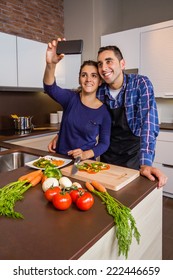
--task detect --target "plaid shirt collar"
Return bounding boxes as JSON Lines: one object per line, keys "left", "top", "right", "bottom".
{"left": 97, "top": 73, "right": 127, "bottom": 108}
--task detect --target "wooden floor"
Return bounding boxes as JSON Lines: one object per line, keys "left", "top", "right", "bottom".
{"left": 163, "top": 196, "right": 173, "bottom": 260}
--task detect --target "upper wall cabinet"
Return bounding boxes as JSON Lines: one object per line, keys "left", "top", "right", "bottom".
{"left": 101, "top": 28, "right": 140, "bottom": 70}
{"left": 101, "top": 20, "right": 173, "bottom": 98}
{"left": 54, "top": 54, "right": 81, "bottom": 89}
{"left": 140, "top": 24, "right": 173, "bottom": 98}
{"left": 0, "top": 32, "right": 17, "bottom": 87}
{"left": 17, "top": 37, "right": 47, "bottom": 88}
{"left": 0, "top": 32, "right": 81, "bottom": 90}
{"left": 0, "top": 32, "right": 47, "bottom": 89}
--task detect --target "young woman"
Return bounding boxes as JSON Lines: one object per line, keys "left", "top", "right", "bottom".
{"left": 43, "top": 39, "right": 111, "bottom": 160}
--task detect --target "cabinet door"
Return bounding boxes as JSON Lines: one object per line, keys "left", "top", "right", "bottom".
{"left": 55, "top": 54, "right": 81, "bottom": 88}
{"left": 154, "top": 140, "right": 173, "bottom": 165}
{"left": 154, "top": 162, "right": 173, "bottom": 197}
{"left": 154, "top": 131, "right": 173, "bottom": 164}
{"left": 0, "top": 32, "right": 17, "bottom": 86}
{"left": 154, "top": 131, "right": 173, "bottom": 197}
{"left": 140, "top": 26, "right": 173, "bottom": 97}
{"left": 17, "top": 37, "right": 47, "bottom": 88}
{"left": 101, "top": 28, "right": 140, "bottom": 69}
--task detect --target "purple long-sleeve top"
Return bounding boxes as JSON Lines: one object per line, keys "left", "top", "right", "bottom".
{"left": 44, "top": 81, "right": 111, "bottom": 159}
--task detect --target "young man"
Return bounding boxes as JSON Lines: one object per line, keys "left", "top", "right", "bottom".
{"left": 97, "top": 45, "right": 167, "bottom": 188}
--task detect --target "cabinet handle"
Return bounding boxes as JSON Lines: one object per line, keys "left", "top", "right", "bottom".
{"left": 162, "top": 163, "right": 173, "bottom": 168}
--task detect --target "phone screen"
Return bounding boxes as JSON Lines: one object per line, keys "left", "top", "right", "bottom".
{"left": 56, "top": 40, "right": 83, "bottom": 55}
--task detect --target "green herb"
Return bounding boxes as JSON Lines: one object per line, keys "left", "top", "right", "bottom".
{"left": 92, "top": 190, "right": 140, "bottom": 259}
{"left": 0, "top": 180, "right": 32, "bottom": 219}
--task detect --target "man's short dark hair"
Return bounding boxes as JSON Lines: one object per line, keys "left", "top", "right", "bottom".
{"left": 98, "top": 46, "right": 124, "bottom": 61}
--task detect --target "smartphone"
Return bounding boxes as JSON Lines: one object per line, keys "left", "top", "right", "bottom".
{"left": 56, "top": 40, "right": 83, "bottom": 55}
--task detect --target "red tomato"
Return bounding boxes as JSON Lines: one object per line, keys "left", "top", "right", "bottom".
{"left": 76, "top": 192, "right": 94, "bottom": 211}
{"left": 44, "top": 186, "right": 61, "bottom": 201}
{"left": 52, "top": 192, "right": 72, "bottom": 210}
{"left": 69, "top": 188, "right": 85, "bottom": 203}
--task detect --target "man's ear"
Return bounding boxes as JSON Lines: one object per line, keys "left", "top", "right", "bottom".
{"left": 120, "top": 59, "right": 125, "bottom": 70}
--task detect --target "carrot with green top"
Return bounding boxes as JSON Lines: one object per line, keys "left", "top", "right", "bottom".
{"left": 0, "top": 180, "right": 33, "bottom": 218}
{"left": 85, "top": 180, "right": 140, "bottom": 259}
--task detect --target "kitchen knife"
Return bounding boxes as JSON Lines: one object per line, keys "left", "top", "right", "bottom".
{"left": 71, "top": 156, "right": 81, "bottom": 175}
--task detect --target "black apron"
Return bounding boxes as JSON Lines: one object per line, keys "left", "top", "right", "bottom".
{"left": 100, "top": 77, "right": 140, "bottom": 170}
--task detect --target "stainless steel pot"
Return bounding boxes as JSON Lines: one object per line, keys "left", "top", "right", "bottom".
{"left": 13, "top": 116, "right": 33, "bottom": 131}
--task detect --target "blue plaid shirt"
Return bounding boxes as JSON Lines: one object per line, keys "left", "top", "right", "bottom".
{"left": 96, "top": 73, "right": 159, "bottom": 166}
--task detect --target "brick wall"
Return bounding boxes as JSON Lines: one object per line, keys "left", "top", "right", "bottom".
{"left": 0, "top": 0, "right": 64, "bottom": 43}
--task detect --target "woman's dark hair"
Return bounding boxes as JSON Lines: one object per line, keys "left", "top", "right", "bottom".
{"left": 79, "top": 60, "right": 98, "bottom": 76}
{"left": 98, "top": 46, "right": 123, "bottom": 62}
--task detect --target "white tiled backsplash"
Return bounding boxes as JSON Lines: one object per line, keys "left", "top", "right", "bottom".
{"left": 156, "top": 99, "right": 173, "bottom": 124}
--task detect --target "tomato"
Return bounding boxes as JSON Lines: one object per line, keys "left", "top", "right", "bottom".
{"left": 52, "top": 192, "right": 72, "bottom": 210}
{"left": 76, "top": 192, "right": 94, "bottom": 211}
{"left": 69, "top": 188, "right": 85, "bottom": 203}
{"left": 44, "top": 186, "right": 61, "bottom": 201}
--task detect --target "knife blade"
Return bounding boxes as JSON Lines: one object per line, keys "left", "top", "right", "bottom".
{"left": 71, "top": 156, "right": 81, "bottom": 175}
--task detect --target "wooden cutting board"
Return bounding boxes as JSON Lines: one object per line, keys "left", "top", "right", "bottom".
{"left": 61, "top": 160, "right": 140, "bottom": 191}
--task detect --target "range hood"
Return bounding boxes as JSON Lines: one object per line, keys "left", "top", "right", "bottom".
{"left": 124, "top": 68, "right": 138, "bottom": 74}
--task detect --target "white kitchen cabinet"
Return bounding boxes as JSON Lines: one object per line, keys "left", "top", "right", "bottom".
{"left": 55, "top": 54, "right": 81, "bottom": 89}
{"left": 101, "top": 28, "right": 140, "bottom": 69}
{"left": 6, "top": 133, "right": 57, "bottom": 151}
{"left": 140, "top": 25, "right": 173, "bottom": 98}
{"left": 101, "top": 20, "right": 173, "bottom": 98}
{"left": 17, "top": 37, "right": 47, "bottom": 88}
{"left": 0, "top": 32, "right": 81, "bottom": 89}
{"left": 0, "top": 32, "right": 47, "bottom": 89}
{"left": 18, "top": 39, "right": 81, "bottom": 89}
{"left": 154, "top": 131, "right": 173, "bottom": 198}
{"left": 0, "top": 32, "right": 17, "bottom": 87}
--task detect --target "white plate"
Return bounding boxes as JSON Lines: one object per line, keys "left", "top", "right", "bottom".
{"left": 25, "top": 155, "right": 72, "bottom": 170}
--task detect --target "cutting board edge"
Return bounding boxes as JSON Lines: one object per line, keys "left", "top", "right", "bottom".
{"left": 61, "top": 169, "right": 140, "bottom": 191}
{"left": 104, "top": 171, "right": 140, "bottom": 191}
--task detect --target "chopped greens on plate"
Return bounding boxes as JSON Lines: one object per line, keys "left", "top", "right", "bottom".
{"left": 33, "top": 157, "right": 65, "bottom": 169}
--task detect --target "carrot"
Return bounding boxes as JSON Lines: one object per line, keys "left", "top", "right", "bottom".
{"left": 30, "top": 173, "right": 43, "bottom": 187}
{"left": 18, "top": 169, "right": 43, "bottom": 182}
{"left": 26, "top": 170, "right": 43, "bottom": 183}
{"left": 18, "top": 174, "right": 29, "bottom": 181}
{"left": 41, "top": 174, "right": 48, "bottom": 184}
{"left": 91, "top": 180, "right": 107, "bottom": 193}
{"left": 85, "top": 182, "right": 94, "bottom": 192}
